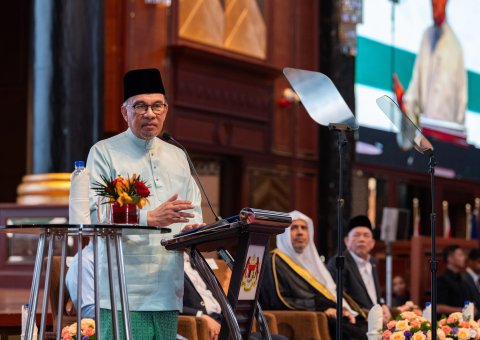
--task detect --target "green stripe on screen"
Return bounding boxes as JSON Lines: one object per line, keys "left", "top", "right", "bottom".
{"left": 356, "top": 36, "right": 480, "bottom": 113}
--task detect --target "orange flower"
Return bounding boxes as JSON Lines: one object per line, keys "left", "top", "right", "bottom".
{"left": 395, "top": 320, "right": 409, "bottom": 331}
{"left": 387, "top": 320, "right": 397, "bottom": 329}
{"left": 410, "top": 319, "right": 421, "bottom": 328}
{"left": 390, "top": 331, "right": 406, "bottom": 340}
{"left": 441, "top": 325, "right": 451, "bottom": 334}
{"left": 456, "top": 327, "right": 470, "bottom": 340}
{"left": 383, "top": 329, "right": 393, "bottom": 339}
{"left": 411, "top": 331, "right": 427, "bottom": 340}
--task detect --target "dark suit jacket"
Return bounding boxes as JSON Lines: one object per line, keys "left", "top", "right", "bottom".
{"left": 327, "top": 250, "right": 383, "bottom": 309}
{"left": 182, "top": 274, "right": 222, "bottom": 323}
{"left": 462, "top": 271, "right": 480, "bottom": 318}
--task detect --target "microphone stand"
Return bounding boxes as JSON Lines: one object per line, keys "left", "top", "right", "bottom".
{"left": 429, "top": 154, "right": 438, "bottom": 340}
{"left": 160, "top": 132, "right": 228, "bottom": 230}
{"left": 329, "top": 123, "right": 350, "bottom": 340}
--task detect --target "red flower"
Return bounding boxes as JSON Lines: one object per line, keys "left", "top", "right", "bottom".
{"left": 135, "top": 181, "right": 150, "bottom": 197}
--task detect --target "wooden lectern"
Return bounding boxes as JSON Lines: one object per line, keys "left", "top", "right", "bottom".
{"left": 161, "top": 208, "right": 291, "bottom": 340}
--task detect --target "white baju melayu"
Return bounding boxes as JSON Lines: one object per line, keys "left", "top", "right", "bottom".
{"left": 404, "top": 22, "right": 467, "bottom": 125}
{"left": 87, "top": 128, "right": 203, "bottom": 311}
{"left": 276, "top": 210, "right": 357, "bottom": 315}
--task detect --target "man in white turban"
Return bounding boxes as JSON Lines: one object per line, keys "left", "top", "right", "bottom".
{"left": 259, "top": 211, "right": 367, "bottom": 339}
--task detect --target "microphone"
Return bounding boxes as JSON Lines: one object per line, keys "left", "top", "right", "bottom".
{"left": 160, "top": 131, "right": 225, "bottom": 226}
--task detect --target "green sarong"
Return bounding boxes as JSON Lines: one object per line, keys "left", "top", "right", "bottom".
{"left": 100, "top": 308, "right": 178, "bottom": 340}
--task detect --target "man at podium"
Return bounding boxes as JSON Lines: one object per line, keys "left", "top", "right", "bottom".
{"left": 87, "top": 68, "right": 203, "bottom": 338}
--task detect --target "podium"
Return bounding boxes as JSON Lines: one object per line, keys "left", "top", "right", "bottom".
{"left": 161, "top": 208, "right": 291, "bottom": 340}
{"left": 0, "top": 224, "right": 170, "bottom": 340}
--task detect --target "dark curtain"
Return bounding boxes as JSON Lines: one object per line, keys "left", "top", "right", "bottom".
{"left": 32, "top": 0, "right": 103, "bottom": 173}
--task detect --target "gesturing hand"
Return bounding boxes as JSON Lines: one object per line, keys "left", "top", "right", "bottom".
{"left": 146, "top": 194, "right": 195, "bottom": 227}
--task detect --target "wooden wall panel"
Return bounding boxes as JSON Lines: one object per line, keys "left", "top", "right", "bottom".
{"left": 104, "top": 0, "right": 170, "bottom": 135}
{"left": 103, "top": 0, "right": 322, "bottom": 226}
{"left": 294, "top": 170, "right": 318, "bottom": 224}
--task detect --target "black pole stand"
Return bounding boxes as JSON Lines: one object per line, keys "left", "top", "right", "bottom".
{"left": 429, "top": 154, "right": 438, "bottom": 340}
{"left": 329, "top": 123, "right": 351, "bottom": 340}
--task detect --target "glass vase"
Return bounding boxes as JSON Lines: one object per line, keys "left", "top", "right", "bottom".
{"left": 110, "top": 203, "right": 139, "bottom": 225}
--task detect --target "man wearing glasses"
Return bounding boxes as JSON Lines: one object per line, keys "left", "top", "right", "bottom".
{"left": 87, "top": 68, "right": 203, "bottom": 339}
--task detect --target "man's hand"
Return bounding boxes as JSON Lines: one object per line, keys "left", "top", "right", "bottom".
{"left": 323, "top": 308, "right": 337, "bottom": 318}
{"left": 202, "top": 314, "right": 221, "bottom": 340}
{"left": 146, "top": 194, "right": 195, "bottom": 227}
{"left": 392, "top": 73, "right": 406, "bottom": 112}
{"left": 343, "top": 307, "right": 356, "bottom": 324}
{"left": 181, "top": 223, "right": 206, "bottom": 233}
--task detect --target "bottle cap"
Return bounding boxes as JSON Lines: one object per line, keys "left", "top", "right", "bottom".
{"left": 74, "top": 161, "right": 85, "bottom": 168}
{"left": 464, "top": 300, "right": 470, "bottom": 305}
{"left": 425, "top": 302, "right": 431, "bottom": 307}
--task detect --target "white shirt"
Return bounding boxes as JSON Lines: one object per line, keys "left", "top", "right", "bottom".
{"left": 404, "top": 22, "right": 467, "bottom": 125}
{"left": 183, "top": 253, "right": 221, "bottom": 315}
{"left": 65, "top": 242, "right": 95, "bottom": 318}
{"left": 349, "top": 250, "right": 378, "bottom": 305}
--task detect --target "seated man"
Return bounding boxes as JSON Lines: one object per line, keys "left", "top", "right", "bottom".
{"left": 182, "top": 253, "right": 288, "bottom": 340}
{"left": 65, "top": 239, "right": 95, "bottom": 319}
{"left": 462, "top": 248, "right": 480, "bottom": 318}
{"left": 438, "top": 244, "right": 470, "bottom": 315}
{"left": 327, "top": 215, "right": 391, "bottom": 323}
{"left": 259, "top": 210, "right": 367, "bottom": 340}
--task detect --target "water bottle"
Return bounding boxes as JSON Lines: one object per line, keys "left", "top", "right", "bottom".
{"left": 72, "top": 161, "right": 86, "bottom": 177}
{"left": 462, "top": 300, "right": 474, "bottom": 320}
{"left": 422, "top": 301, "right": 432, "bottom": 322}
{"left": 69, "top": 161, "right": 91, "bottom": 224}
{"left": 21, "top": 303, "right": 38, "bottom": 340}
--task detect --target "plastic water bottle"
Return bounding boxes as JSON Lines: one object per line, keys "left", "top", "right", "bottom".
{"left": 422, "top": 302, "right": 432, "bottom": 322}
{"left": 69, "top": 160, "right": 91, "bottom": 224}
{"left": 21, "top": 303, "right": 38, "bottom": 340}
{"left": 462, "top": 300, "right": 474, "bottom": 320}
{"left": 72, "top": 160, "right": 86, "bottom": 177}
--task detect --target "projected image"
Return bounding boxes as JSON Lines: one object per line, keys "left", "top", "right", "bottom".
{"left": 355, "top": 0, "right": 480, "bottom": 180}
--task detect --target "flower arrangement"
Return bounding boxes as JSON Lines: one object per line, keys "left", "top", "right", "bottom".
{"left": 61, "top": 318, "right": 95, "bottom": 340}
{"left": 92, "top": 173, "right": 150, "bottom": 208}
{"left": 383, "top": 310, "right": 430, "bottom": 340}
{"left": 383, "top": 311, "right": 480, "bottom": 340}
{"left": 436, "top": 312, "right": 480, "bottom": 340}
{"left": 396, "top": 301, "right": 422, "bottom": 314}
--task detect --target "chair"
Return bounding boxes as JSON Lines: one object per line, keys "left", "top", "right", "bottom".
{"left": 266, "top": 310, "right": 324, "bottom": 340}
{"left": 178, "top": 315, "right": 210, "bottom": 340}
{"left": 316, "top": 312, "right": 331, "bottom": 340}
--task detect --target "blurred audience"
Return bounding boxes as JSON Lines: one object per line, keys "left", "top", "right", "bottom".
{"left": 392, "top": 275, "right": 411, "bottom": 307}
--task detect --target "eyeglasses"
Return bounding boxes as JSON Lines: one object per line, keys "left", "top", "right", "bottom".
{"left": 130, "top": 102, "right": 168, "bottom": 115}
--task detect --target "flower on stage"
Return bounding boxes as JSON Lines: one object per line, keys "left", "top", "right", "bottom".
{"left": 435, "top": 312, "right": 479, "bottom": 340}
{"left": 61, "top": 318, "right": 95, "bottom": 339}
{"left": 92, "top": 173, "right": 150, "bottom": 208}
{"left": 383, "top": 310, "right": 430, "bottom": 340}
{"left": 383, "top": 311, "right": 480, "bottom": 340}
{"left": 396, "top": 301, "right": 422, "bottom": 314}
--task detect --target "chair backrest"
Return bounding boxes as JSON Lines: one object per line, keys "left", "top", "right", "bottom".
{"left": 213, "top": 259, "right": 232, "bottom": 294}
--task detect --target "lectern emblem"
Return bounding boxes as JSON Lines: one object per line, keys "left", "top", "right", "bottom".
{"left": 241, "top": 254, "right": 260, "bottom": 292}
